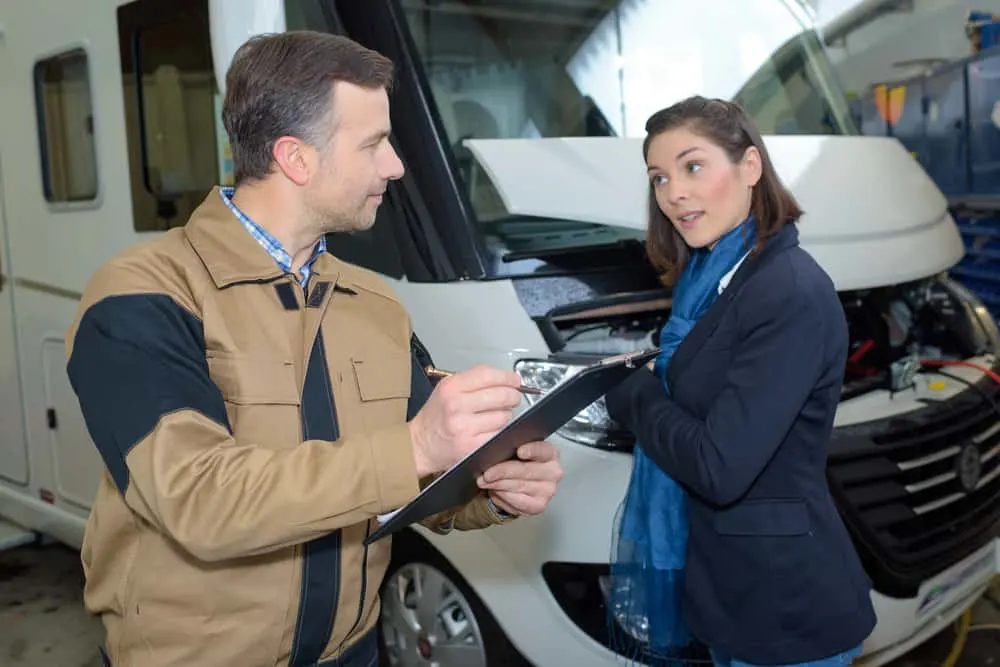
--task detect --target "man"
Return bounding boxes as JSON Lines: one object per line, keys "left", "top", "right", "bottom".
{"left": 65, "top": 31, "right": 562, "bottom": 667}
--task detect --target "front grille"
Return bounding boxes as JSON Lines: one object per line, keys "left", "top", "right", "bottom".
{"left": 828, "top": 376, "right": 1000, "bottom": 596}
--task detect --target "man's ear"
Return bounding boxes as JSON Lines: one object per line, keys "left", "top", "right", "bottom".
{"left": 271, "top": 136, "right": 314, "bottom": 186}
{"left": 742, "top": 146, "right": 763, "bottom": 188}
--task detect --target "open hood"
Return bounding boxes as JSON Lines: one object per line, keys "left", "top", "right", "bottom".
{"left": 463, "top": 135, "right": 964, "bottom": 292}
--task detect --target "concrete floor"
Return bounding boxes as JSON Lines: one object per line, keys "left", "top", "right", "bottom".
{"left": 1, "top": 543, "right": 998, "bottom": 667}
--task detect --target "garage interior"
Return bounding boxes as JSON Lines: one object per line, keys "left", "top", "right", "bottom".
{"left": 4, "top": 0, "right": 1000, "bottom": 666}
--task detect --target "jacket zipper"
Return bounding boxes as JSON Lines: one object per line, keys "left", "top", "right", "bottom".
{"left": 340, "top": 521, "right": 371, "bottom": 651}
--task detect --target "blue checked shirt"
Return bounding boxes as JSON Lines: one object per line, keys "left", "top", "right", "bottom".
{"left": 219, "top": 186, "right": 327, "bottom": 288}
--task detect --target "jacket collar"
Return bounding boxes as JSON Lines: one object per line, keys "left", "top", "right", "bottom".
{"left": 665, "top": 221, "right": 800, "bottom": 389}
{"left": 185, "top": 187, "right": 338, "bottom": 289}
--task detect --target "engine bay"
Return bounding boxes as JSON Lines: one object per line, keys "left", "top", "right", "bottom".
{"left": 545, "top": 275, "right": 998, "bottom": 401}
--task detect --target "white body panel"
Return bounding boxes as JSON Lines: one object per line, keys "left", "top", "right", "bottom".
{"left": 0, "top": 2, "right": 995, "bottom": 667}
{"left": 0, "top": 155, "right": 29, "bottom": 491}
{"left": 464, "top": 135, "right": 965, "bottom": 291}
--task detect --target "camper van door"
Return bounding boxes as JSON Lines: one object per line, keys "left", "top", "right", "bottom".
{"left": 0, "top": 154, "right": 29, "bottom": 487}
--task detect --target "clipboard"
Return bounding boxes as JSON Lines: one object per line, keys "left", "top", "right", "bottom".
{"left": 365, "top": 347, "right": 661, "bottom": 544}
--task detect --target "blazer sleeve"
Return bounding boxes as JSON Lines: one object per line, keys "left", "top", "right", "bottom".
{"left": 605, "top": 280, "right": 826, "bottom": 507}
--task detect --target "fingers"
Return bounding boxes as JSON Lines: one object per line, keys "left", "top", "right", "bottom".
{"left": 464, "top": 409, "right": 516, "bottom": 438}
{"left": 488, "top": 490, "right": 546, "bottom": 516}
{"left": 479, "top": 478, "right": 556, "bottom": 498}
{"left": 479, "top": 460, "right": 559, "bottom": 485}
{"left": 446, "top": 365, "right": 522, "bottom": 392}
{"left": 516, "top": 441, "right": 558, "bottom": 463}
{"left": 452, "top": 385, "right": 522, "bottom": 414}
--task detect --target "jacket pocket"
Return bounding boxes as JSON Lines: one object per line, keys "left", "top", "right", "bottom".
{"left": 712, "top": 498, "right": 810, "bottom": 536}
{"left": 349, "top": 352, "right": 411, "bottom": 432}
{"left": 207, "top": 352, "right": 300, "bottom": 406}
{"left": 350, "top": 353, "right": 411, "bottom": 401}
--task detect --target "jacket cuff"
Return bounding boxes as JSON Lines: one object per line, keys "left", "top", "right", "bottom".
{"left": 370, "top": 423, "right": 421, "bottom": 513}
{"left": 605, "top": 367, "right": 661, "bottom": 427}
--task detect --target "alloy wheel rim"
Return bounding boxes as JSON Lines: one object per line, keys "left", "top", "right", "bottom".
{"left": 380, "top": 562, "right": 488, "bottom": 667}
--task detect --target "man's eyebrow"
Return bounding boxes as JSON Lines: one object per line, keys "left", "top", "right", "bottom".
{"left": 363, "top": 129, "right": 391, "bottom": 144}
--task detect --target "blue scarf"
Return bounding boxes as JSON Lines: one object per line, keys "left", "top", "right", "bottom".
{"left": 607, "top": 217, "right": 756, "bottom": 659}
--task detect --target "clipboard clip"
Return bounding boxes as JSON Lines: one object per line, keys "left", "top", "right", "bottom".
{"left": 599, "top": 348, "right": 661, "bottom": 369}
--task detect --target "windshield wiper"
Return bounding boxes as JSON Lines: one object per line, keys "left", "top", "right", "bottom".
{"left": 501, "top": 238, "right": 643, "bottom": 263}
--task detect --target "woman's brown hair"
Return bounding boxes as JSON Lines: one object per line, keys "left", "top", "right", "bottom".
{"left": 643, "top": 96, "right": 802, "bottom": 285}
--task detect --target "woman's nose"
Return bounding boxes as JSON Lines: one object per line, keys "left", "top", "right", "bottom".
{"left": 665, "top": 181, "right": 688, "bottom": 205}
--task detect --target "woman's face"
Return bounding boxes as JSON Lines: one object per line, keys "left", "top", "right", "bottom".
{"left": 645, "top": 125, "right": 761, "bottom": 249}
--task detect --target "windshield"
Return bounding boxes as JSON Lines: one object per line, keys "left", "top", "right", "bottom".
{"left": 399, "top": 0, "right": 857, "bottom": 273}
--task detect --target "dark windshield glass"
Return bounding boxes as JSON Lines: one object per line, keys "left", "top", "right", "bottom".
{"left": 399, "top": 0, "right": 856, "bottom": 273}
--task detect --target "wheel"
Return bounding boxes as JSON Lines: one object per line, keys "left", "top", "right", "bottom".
{"left": 377, "top": 529, "right": 531, "bottom": 667}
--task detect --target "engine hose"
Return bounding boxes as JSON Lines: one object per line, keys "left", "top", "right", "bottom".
{"left": 940, "top": 608, "right": 972, "bottom": 667}
{"left": 941, "top": 575, "right": 1000, "bottom": 667}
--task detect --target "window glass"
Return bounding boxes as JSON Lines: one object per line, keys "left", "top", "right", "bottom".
{"left": 399, "top": 0, "right": 857, "bottom": 265}
{"left": 118, "top": 0, "right": 226, "bottom": 231}
{"left": 33, "top": 49, "right": 99, "bottom": 203}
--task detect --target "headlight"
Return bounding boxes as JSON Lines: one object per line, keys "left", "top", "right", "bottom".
{"left": 598, "top": 574, "right": 650, "bottom": 643}
{"left": 513, "top": 359, "right": 617, "bottom": 447}
{"left": 940, "top": 276, "right": 1000, "bottom": 354}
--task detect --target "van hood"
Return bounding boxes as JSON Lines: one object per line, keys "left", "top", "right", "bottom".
{"left": 463, "top": 136, "right": 964, "bottom": 291}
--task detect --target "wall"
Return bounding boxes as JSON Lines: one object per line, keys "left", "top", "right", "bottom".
{"left": 824, "top": 0, "right": 1000, "bottom": 93}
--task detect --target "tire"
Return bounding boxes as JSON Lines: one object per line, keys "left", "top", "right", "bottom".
{"left": 377, "top": 529, "right": 532, "bottom": 667}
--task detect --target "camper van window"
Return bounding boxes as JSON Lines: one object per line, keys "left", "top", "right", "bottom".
{"left": 32, "top": 48, "right": 99, "bottom": 204}
{"left": 117, "top": 0, "right": 221, "bottom": 232}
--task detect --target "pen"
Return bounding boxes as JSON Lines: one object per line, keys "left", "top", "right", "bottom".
{"left": 424, "top": 365, "right": 544, "bottom": 396}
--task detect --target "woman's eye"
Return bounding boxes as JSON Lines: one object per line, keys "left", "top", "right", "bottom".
{"left": 686, "top": 162, "right": 702, "bottom": 174}
{"left": 651, "top": 174, "right": 667, "bottom": 186}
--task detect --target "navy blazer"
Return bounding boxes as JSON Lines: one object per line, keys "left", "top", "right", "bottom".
{"left": 606, "top": 224, "right": 876, "bottom": 664}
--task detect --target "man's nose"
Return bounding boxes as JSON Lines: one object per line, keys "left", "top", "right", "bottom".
{"left": 382, "top": 146, "right": 405, "bottom": 181}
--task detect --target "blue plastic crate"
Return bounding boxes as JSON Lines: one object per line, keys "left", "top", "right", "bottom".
{"left": 967, "top": 53, "right": 1000, "bottom": 194}
{"left": 922, "top": 61, "right": 970, "bottom": 196}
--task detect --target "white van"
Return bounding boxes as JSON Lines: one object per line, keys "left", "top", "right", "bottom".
{"left": 0, "top": 1, "right": 997, "bottom": 666}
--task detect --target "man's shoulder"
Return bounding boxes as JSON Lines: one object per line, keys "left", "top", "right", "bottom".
{"left": 331, "top": 256, "right": 405, "bottom": 307}
{"left": 71, "top": 230, "right": 204, "bottom": 332}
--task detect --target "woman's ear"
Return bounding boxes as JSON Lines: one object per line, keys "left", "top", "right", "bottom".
{"left": 741, "top": 146, "right": 763, "bottom": 188}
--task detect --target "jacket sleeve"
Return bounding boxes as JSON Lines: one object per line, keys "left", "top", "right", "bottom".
{"left": 605, "top": 281, "right": 826, "bottom": 507}
{"left": 66, "top": 291, "right": 421, "bottom": 562}
{"left": 406, "top": 335, "right": 506, "bottom": 533}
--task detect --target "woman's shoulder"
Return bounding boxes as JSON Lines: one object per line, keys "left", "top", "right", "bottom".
{"left": 737, "top": 243, "right": 841, "bottom": 324}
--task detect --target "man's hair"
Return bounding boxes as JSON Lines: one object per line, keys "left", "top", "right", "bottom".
{"left": 222, "top": 30, "right": 395, "bottom": 185}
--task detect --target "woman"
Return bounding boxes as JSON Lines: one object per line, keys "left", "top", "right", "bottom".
{"left": 604, "top": 96, "right": 876, "bottom": 667}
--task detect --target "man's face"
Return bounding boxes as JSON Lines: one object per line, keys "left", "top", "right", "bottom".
{"left": 305, "top": 81, "right": 405, "bottom": 234}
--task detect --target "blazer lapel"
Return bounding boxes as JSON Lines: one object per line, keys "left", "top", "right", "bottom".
{"left": 667, "top": 224, "right": 799, "bottom": 390}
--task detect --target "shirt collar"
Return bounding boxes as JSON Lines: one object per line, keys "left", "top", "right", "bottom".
{"left": 218, "top": 186, "right": 327, "bottom": 288}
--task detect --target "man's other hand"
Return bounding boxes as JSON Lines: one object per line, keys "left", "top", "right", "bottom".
{"left": 409, "top": 364, "right": 523, "bottom": 478}
{"left": 477, "top": 442, "right": 563, "bottom": 516}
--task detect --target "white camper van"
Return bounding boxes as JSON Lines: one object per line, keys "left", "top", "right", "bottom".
{"left": 0, "top": 1, "right": 998, "bottom": 666}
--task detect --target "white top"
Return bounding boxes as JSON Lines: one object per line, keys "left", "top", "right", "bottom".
{"left": 719, "top": 252, "right": 751, "bottom": 294}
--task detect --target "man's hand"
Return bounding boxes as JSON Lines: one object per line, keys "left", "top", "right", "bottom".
{"left": 476, "top": 442, "right": 563, "bottom": 516}
{"left": 409, "top": 365, "right": 523, "bottom": 478}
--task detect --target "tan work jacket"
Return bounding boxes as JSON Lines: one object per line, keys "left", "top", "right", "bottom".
{"left": 65, "top": 188, "right": 502, "bottom": 666}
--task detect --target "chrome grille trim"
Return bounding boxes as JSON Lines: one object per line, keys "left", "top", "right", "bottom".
{"left": 897, "top": 446, "right": 961, "bottom": 471}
